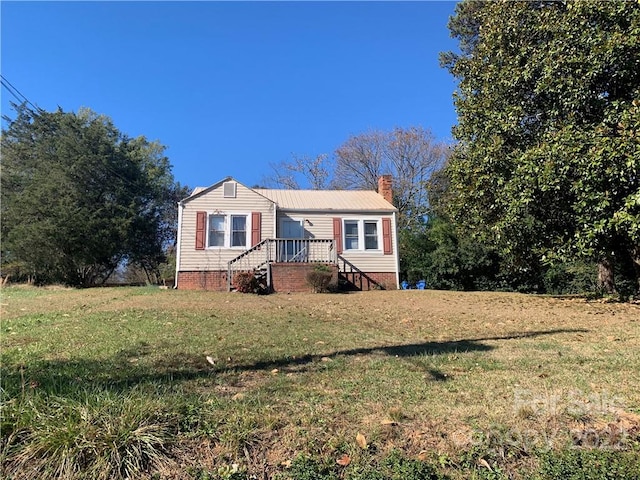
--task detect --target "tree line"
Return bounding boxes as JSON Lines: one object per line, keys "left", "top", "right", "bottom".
{"left": 439, "top": 0, "right": 639, "bottom": 297}
{"left": 1, "top": 104, "right": 189, "bottom": 287}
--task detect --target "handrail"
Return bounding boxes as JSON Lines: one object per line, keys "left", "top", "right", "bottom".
{"left": 288, "top": 246, "right": 308, "bottom": 262}
{"left": 227, "top": 238, "right": 336, "bottom": 291}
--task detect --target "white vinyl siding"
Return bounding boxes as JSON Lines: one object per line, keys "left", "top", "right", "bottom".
{"left": 178, "top": 183, "right": 275, "bottom": 271}
{"left": 274, "top": 211, "right": 397, "bottom": 273}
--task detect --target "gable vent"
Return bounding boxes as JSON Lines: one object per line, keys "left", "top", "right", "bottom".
{"left": 223, "top": 181, "right": 237, "bottom": 198}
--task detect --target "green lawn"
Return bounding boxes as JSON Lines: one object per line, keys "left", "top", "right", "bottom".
{"left": 1, "top": 286, "right": 639, "bottom": 479}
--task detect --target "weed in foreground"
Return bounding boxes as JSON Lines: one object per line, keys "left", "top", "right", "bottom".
{"left": 536, "top": 448, "right": 640, "bottom": 480}
{"left": 1, "top": 389, "right": 178, "bottom": 480}
{"left": 275, "top": 451, "right": 448, "bottom": 480}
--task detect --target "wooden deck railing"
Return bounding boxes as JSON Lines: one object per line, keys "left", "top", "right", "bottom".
{"left": 227, "top": 238, "right": 336, "bottom": 291}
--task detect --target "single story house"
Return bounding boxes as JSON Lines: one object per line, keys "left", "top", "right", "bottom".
{"left": 174, "top": 175, "right": 399, "bottom": 292}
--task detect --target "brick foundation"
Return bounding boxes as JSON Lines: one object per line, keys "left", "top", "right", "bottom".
{"left": 177, "top": 267, "right": 397, "bottom": 291}
{"left": 340, "top": 271, "right": 397, "bottom": 290}
{"left": 176, "top": 271, "right": 228, "bottom": 291}
{"left": 270, "top": 263, "right": 339, "bottom": 293}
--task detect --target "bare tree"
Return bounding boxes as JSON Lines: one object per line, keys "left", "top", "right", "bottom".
{"left": 264, "top": 153, "right": 334, "bottom": 190}
{"left": 333, "top": 127, "right": 450, "bottom": 228}
{"left": 263, "top": 127, "right": 449, "bottom": 229}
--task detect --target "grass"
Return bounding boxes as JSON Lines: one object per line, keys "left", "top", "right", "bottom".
{"left": 1, "top": 286, "right": 639, "bottom": 479}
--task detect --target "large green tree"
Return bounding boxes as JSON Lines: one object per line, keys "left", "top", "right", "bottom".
{"left": 1, "top": 105, "right": 187, "bottom": 286}
{"left": 441, "top": 0, "right": 640, "bottom": 294}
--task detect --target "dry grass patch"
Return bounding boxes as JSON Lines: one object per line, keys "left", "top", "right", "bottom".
{"left": 1, "top": 286, "right": 639, "bottom": 478}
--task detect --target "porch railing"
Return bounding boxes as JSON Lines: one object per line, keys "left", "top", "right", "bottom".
{"left": 227, "top": 238, "right": 336, "bottom": 291}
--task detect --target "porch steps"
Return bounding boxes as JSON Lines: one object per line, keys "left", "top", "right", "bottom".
{"left": 227, "top": 238, "right": 336, "bottom": 292}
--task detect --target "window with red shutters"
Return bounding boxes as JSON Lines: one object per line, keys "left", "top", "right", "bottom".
{"left": 382, "top": 217, "right": 392, "bottom": 255}
{"left": 332, "top": 217, "right": 343, "bottom": 254}
{"left": 195, "top": 211, "right": 206, "bottom": 250}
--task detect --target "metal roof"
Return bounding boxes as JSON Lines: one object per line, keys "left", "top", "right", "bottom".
{"left": 254, "top": 188, "right": 396, "bottom": 212}
{"left": 185, "top": 177, "right": 396, "bottom": 212}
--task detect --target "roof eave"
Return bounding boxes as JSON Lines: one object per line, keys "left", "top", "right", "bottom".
{"left": 275, "top": 207, "right": 398, "bottom": 213}
{"left": 181, "top": 176, "right": 276, "bottom": 205}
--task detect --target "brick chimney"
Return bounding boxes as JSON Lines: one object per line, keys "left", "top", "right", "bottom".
{"left": 378, "top": 175, "right": 393, "bottom": 204}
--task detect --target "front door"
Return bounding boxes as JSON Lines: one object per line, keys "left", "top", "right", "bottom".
{"left": 280, "top": 219, "right": 304, "bottom": 261}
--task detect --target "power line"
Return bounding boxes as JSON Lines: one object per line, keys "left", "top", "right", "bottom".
{"left": 0, "top": 75, "right": 173, "bottom": 197}
{"left": 0, "top": 75, "right": 144, "bottom": 192}
{"left": 1, "top": 74, "right": 43, "bottom": 113}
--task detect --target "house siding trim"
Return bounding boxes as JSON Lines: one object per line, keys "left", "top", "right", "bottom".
{"left": 174, "top": 201, "right": 184, "bottom": 289}
{"left": 393, "top": 211, "right": 400, "bottom": 289}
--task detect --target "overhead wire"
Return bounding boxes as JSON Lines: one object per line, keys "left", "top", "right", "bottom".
{"left": 1, "top": 74, "right": 44, "bottom": 113}
{"left": 0, "top": 74, "right": 150, "bottom": 193}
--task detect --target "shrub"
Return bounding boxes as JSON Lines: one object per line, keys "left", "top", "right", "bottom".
{"left": 233, "top": 272, "right": 259, "bottom": 293}
{"left": 542, "top": 260, "right": 597, "bottom": 295}
{"left": 306, "top": 265, "right": 335, "bottom": 293}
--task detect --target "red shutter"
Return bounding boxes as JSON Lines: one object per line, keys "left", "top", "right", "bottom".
{"left": 195, "top": 211, "right": 206, "bottom": 250}
{"left": 382, "top": 217, "right": 392, "bottom": 255}
{"left": 333, "top": 217, "right": 343, "bottom": 254}
{"left": 251, "top": 212, "right": 262, "bottom": 246}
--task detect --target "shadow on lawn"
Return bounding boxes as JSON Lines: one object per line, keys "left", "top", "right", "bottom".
{"left": 223, "top": 328, "right": 588, "bottom": 374}
{"left": 2, "top": 328, "right": 587, "bottom": 397}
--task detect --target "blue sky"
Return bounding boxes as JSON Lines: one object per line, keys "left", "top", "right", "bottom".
{"left": 1, "top": 1, "right": 459, "bottom": 189}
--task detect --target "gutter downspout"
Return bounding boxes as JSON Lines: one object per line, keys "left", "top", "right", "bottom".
{"left": 271, "top": 202, "right": 278, "bottom": 291}
{"left": 393, "top": 211, "right": 400, "bottom": 290}
{"left": 174, "top": 201, "right": 184, "bottom": 289}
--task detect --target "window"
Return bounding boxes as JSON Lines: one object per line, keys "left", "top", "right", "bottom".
{"left": 344, "top": 220, "right": 359, "bottom": 250}
{"left": 343, "top": 219, "right": 380, "bottom": 251}
{"left": 207, "top": 213, "right": 248, "bottom": 248}
{"left": 208, "top": 215, "right": 225, "bottom": 247}
{"left": 364, "top": 221, "right": 378, "bottom": 249}
{"left": 231, "top": 215, "right": 246, "bottom": 247}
